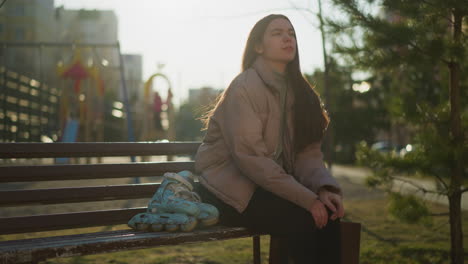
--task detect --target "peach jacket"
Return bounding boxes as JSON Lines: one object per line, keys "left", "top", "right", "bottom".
{"left": 195, "top": 56, "right": 341, "bottom": 213}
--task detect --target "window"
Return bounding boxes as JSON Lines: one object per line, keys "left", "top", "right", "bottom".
{"left": 12, "top": 5, "right": 26, "bottom": 16}
{"left": 15, "top": 28, "right": 25, "bottom": 41}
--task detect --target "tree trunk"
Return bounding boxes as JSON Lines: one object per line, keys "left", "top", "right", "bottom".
{"left": 448, "top": 9, "right": 464, "bottom": 264}
{"left": 448, "top": 192, "right": 463, "bottom": 264}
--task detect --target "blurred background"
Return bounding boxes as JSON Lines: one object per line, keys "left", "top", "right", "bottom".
{"left": 0, "top": 0, "right": 422, "bottom": 164}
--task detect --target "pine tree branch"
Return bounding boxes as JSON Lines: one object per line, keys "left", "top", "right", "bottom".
{"left": 392, "top": 176, "right": 445, "bottom": 195}
{"left": 429, "top": 212, "right": 450, "bottom": 216}
{"left": 433, "top": 173, "right": 449, "bottom": 191}
{"left": 334, "top": 1, "right": 452, "bottom": 65}
{"left": 287, "top": 1, "right": 318, "bottom": 27}
{"left": 405, "top": 41, "right": 451, "bottom": 65}
{"left": 419, "top": 0, "right": 455, "bottom": 25}
{"left": 201, "top": 7, "right": 312, "bottom": 20}
{"left": 343, "top": 214, "right": 398, "bottom": 246}
{"left": 432, "top": 220, "right": 450, "bottom": 231}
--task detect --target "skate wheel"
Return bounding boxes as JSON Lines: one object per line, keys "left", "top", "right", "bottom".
{"left": 180, "top": 218, "right": 198, "bottom": 232}
{"left": 151, "top": 224, "right": 163, "bottom": 232}
{"left": 136, "top": 223, "right": 150, "bottom": 231}
{"left": 165, "top": 224, "right": 178, "bottom": 232}
{"left": 200, "top": 217, "right": 218, "bottom": 227}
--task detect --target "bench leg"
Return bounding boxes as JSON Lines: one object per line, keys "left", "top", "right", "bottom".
{"left": 268, "top": 235, "right": 287, "bottom": 264}
{"left": 253, "top": 235, "right": 261, "bottom": 264}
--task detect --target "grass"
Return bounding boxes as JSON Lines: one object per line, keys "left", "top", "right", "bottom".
{"left": 346, "top": 198, "right": 468, "bottom": 264}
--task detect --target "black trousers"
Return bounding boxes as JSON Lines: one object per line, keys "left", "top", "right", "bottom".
{"left": 195, "top": 183, "right": 341, "bottom": 264}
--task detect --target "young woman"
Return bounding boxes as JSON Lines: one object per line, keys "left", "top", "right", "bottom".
{"left": 194, "top": 14, "right": 344, "bottom": 264}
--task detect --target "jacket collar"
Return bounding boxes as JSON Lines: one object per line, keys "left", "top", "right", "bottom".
{"left": 252, "top": 56, "right": 287, "bottom": 93}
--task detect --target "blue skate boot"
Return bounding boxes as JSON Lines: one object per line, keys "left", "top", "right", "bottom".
{"left": 147, "top": 170, "right": 219, "bottom": 227}
{"left": 147, "top": 171, "right": 201, "bottom": 216}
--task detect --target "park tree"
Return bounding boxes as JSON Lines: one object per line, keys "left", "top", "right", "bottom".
{"left": 326, "top": 0, "right": 467, "bottom": 263}
{"left": 306, "top": 59, "right": 389, "bottom": 163}
{"left": 174, "top": 101, "right": 205, "bottom": 141}
{"left": 174, "top": 87, "right": 220, "bottom": 141}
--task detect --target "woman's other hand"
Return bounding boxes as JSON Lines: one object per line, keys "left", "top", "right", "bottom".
{"left": 318, "top": 189, "right": 345, "bottom": 221}
{"left": 308, "top": 199, "right": 328, "bottom": 229}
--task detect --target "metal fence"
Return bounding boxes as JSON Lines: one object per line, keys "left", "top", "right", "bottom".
{"left": 0, "top": 67, "right": 60, "bottom": 142}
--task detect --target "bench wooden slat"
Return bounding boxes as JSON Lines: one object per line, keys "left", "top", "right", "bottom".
{"left": 0, "top": 227, "right": 261, "bottom": 264}
{"left": 0, "top": 142, "right": 200, "bottom": 158}
{"left": 0, "top": 162, "right": 195, "bottom": 182}
{"left": 0, "top": 208, "right": 146, "bottom": 234}
{"left": 0, "top": 223, "right": 361, "bottom": 264}
{"left": 0, "top": 184, "right": 160, "bottom": 206}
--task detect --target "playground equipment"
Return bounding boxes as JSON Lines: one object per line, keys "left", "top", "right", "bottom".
{"left": 141, "top": 68, "right": 175, "bottom": 143}
{"left": 57, "top": 48, "right": 106, "bottom": 144}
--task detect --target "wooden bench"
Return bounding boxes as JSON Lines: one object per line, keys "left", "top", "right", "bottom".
{"left": 0, "top": 142, "right": 361, "bottom": 264}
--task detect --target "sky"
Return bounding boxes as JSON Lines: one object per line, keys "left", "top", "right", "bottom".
{"left": 55, "top": 0, "right": 338, "bottom": 105}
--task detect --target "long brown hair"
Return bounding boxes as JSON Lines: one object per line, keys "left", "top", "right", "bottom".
{"left": 202, "top": 14, "right": 329, "bottom": 153}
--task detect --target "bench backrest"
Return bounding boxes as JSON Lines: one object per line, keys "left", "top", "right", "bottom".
{"left": 0, "top": 142, "right": 200, "bottom": 235}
